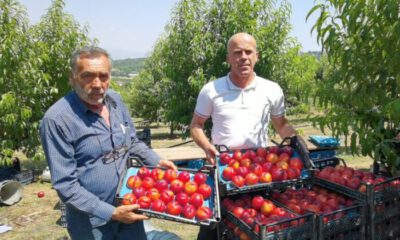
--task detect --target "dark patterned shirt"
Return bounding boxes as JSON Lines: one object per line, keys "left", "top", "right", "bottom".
{"left": 40, "top": 89, "right": 160, "bottom": 227}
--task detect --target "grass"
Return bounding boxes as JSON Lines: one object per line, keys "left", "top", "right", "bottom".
{"left": 0, "top": 181, "right": 69, "bottom": 240}
{"left": 0, "top": 120, "right": 374, "bottom": 240}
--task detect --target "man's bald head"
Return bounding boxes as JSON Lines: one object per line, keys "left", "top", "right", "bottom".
{"left": 227, "top": 33, "right": 257, "bottom": 54}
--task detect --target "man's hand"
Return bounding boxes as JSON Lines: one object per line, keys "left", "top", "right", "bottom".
{"left": 190, "top": 113, "right": 219, "bottom": 164}
{"left": 157, "top": 159, "right": 178, "bottom": 171}
{"left": 203, "top": 144, "right": 219, "bottom": 165}
{"left": 111, "top": 204, "right": 149, "bottom": 224}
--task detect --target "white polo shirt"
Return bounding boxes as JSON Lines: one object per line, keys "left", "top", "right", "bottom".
{"left": 194, "top": 74, "right": 285, "bottom": 149}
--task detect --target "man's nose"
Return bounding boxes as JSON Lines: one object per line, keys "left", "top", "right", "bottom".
{"left": 91, "top": 76, "right": 102, "bottom": 87}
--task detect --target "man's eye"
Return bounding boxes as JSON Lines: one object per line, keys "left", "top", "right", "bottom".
{"left": 99, "top": 74, "right": 109, "bottom": 81}
{"left": 81, "top": 72, "right": 93, "bottom": 79}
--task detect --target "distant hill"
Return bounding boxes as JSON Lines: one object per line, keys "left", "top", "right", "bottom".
{"left": 306, "top": 51, "right": 322, "bottom": 60}
{"left": 112, "top": 58, "right": 146, "bottom": 77}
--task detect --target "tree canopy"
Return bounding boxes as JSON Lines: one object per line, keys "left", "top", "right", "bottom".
{"left": 0, "top": 0, "right": 92, "bottom": 165}
{"left": 129, "top": 0, "right": 318, "bottom": 134}
{"left": 309, "top": 0, "right": 400, "bottom": 173}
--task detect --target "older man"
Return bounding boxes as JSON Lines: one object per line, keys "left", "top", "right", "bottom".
{"left": 40, "top": 46, "right": 176, "bottom": 240}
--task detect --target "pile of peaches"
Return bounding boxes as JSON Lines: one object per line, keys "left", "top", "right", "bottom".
{"left": 222, "top": 194, "right": 303, "bottom": 236}
{"left": 271, "top": 186, "right": 355, "bottom": 218}
{"left": 219, "top": 146, "right": 305, "bottom": 187}
{"left": 121, "top": 167, "right": 213, "bottom": 221}
{"left": 314, "top": 165, "right": 395, "bottom": 192}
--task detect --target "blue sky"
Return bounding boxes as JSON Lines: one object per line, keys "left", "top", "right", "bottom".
{"left": 20, "top": 0, "right": 320, "bottom": 59}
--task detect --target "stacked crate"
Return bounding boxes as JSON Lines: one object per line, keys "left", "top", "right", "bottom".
{"left": 313, "top": 162, "right": 400, "bottom": 240}
{"left": 216, "top": 136, "right": 369, "bottom": 239}
{"left": 308, "top": 135, "right": 341, "bottom": 170}
{"left": 113, "top": 135, "right": 399, "bottom": 239}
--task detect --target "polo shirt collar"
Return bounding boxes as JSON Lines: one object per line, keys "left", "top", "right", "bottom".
{"left": 226, "top": 73, "right": 258, "bottom": 91}
{"left": 70, "top": 90, "right": 117, "bottom": 115}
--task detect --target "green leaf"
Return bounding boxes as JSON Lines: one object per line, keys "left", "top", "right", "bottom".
{"left": 306, "top": 4, "right": 324, "bottom": 22}
{"left": 385, "top": 99, "right": 400, "bottom": 122}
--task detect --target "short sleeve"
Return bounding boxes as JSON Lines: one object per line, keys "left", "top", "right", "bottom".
{"left": 194, "top": 85, "right": 213, "bottom": 118}
{"left": 270, "top": 84, "right": 285, "bottom": 117}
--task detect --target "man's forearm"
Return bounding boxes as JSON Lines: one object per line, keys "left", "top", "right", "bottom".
{"left": 190, "top": 126, "right": 213, "bottom": 151}
{"left": 272, "top": 116, "right": 297, "bottom": 139}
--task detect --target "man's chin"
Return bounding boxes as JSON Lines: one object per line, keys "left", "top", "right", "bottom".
{"left": 84, "top": 97, "right": 104, "bottom": 105}
{"left": 92, "top": 98, "right": 104, "bottom": 105}
{"left": 238, "top": 71, "right": 251, "bottom": 78}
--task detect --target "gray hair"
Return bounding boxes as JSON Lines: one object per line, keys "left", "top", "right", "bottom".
{"left": 70, "top": 46, "right": 112, "bottom": 74}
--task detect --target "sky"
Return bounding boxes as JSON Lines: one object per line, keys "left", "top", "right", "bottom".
{"left": 19, "top": 0, "right": 320, "bottom": 60}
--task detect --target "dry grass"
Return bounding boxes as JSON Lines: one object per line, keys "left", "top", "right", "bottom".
{"left": 0, "top": 120, "right": 374, "bottom": 240}
{"left": 0, "top": 182, "right": 69, "bottom": 240}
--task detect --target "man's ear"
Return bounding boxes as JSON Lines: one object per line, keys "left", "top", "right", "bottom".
{"left": 68, "top": 73, "right": 74, "bottom": 87}
{"left": 226, "top": 54, "right": 231, "bottom": 68}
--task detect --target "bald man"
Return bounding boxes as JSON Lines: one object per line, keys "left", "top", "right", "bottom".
{"left": 190, "top": 33, "right": 296, "bottom": 239}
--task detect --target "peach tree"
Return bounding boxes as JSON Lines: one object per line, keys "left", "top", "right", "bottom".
{"left": 0, "top": 0, "right": 91, "bottom": 166}
{"left": 130, "top": 0, "right": 317, "bottom": 134}
{"left": 309, "top": 0, "right": 400, "bottom": 174}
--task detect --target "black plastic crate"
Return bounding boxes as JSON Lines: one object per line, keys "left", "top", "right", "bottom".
{"left": 369, "top": 199, "right": 400, "bottom": 240}
{"left": 137, "top": 128, "right": 151, "bottom": 148}
{"left": 366, "top": 181, "right": 400, "bottom": 240}
{"left": 315, "top": 204, "right": 366, "bottom": 240}
{"left": 59, "top": 216, "right": 67, "bottom": 228}
{"left": 309, "top": 149, "right": 337, "bottom": 160}
{"left": 219, "top": 221, "right": 239, "bottom": 240}
{"left": 271, "top": 180, "right": 366, "bottom": 240}
{"left": 311, "top": 157, "right": 345, "bottom": 170}
{"left": 12, "top": 169, "right": 35, "bottom": 185}
{"left": 217, "top": 136, "right": 313, "bottom": 197}
{"left": 55, "top": 200, "right": 67, "bottom": 228}
{"left": 115, "top": 157, "right": 221, "bottom": 226}
{"left": 0, "top": 166, "right": 35, "bottom": 185}
{"left": 0, "top": 167, "right": 19, "bottom": 182}
{"left": 371, "top": 161, "right": 394, "bottom": 178}
{"left": 221, "top": 204, "right": 315, "bottom": 240}
{"left": 313, "top": 175, "right": 400, "bottom": 240}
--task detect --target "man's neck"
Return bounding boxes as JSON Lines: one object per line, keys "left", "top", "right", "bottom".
{"left": 85, "top": 102, "right": 104, "bottom": 112}
{"left": 84, "top": 102, "right": 110, "bottom": 126}
{"left": 229, "top": 73, "right": 255, "bottom": 89}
